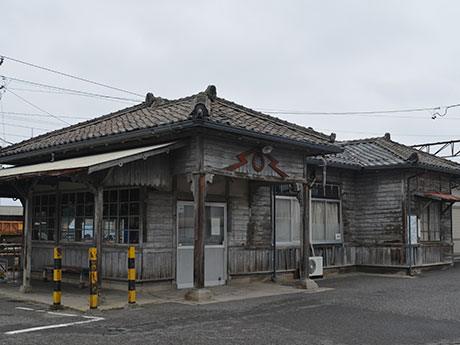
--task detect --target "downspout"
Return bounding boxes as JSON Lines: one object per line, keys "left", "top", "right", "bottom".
{"left": 272, "top": 184, "right": 277, "bottom": 282}
{"left": 407, "top": 170, "right": 426, "bottom": 276}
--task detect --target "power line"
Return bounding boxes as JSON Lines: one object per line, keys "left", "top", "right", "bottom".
{"left": 4, "top": 88, "right": 70, "bottom": 125}
{"left": 256, "top": 103, "right": 460, "bottom": 119}
{"left": 0, "top": 55, "right": 143, "bottom": 98}
{"left": 2, "top": 75, "right": 142, "bottom": 102}
{"left": 1, "top": 111, "right": 91, "bottom": 120}
{"left": 2, "top": 113, "right": 65, "bottom": 127}
{"left": 1, "top": 121, "right": 50, "bottom": 132}
{"left": 316, "top": 128, "right": 460, "bottom": 138}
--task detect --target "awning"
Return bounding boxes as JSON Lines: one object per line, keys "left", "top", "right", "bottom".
{"left": 0, "top": 141, "right": 182, "bottom": 182}
{"left": 414, "top": 191, "right": 460, "bottom": 202}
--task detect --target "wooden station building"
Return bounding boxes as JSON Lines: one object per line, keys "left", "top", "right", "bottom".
{"left": 0, "top": 86, "right": 340, "bottom": 295}
{"left": 307, "top": 135, "right": 460, "bottom": 272}
{"left": 0, "top": 86, "right": 459, "bottom": 297}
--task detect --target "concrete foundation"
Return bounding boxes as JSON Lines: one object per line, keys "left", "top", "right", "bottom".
{"left": 298, "top": 278, "right": 319, "bottom": 290}
{"left": 19, "top": 284, "right": 32, "bottom": 293}
{"left": 184, "top": 288, "right": 213, "bottom": 302}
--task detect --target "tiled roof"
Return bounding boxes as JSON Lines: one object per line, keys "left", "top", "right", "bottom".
{"left": 0, "top": 87, "right": 339, "bottom": 161}
{"left": 308, "top": 136, "right": 460, "bottom": 175}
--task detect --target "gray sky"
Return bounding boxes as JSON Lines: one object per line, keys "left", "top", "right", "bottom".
{"left": 2, "top": 1, "right": 460, "bottom": 149}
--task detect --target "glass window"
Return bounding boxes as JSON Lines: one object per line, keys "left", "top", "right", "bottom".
{"left": 32, "top": 194, "right": 57, "bottom": 241}
{"left": 312, "top": 200, "right": 342, "bottom": 243}
{"left": 177, "top": 203, "right": 225, "bottom": 246}
{"left": 420, "top": 201, "right": 441, "bottom": 242}
{"left": 103, "top": 188, "right": 140, "bottom": 244}
{"left": 60, "top": 192, "right": 94, "bottom": 242}
{"left": 275, "top": 197, "right": 300, "bottom": 245}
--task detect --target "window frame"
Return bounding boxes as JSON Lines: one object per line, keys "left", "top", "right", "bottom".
{"left": 275, "top": 195, "right": 301, "bottom": 246}
{"left": 31, "top": 193, "right": 58, "bottom": 242}
{"left": 418, "top": 200, "right": 441, "bottom": 242}
{"left": 102, "top": 187, "right": 142, "bottom": 246}
{"left": 310, "top": 184, "right": 343, "bottom": 244}
{"left": 59, "top": 190, "right": 95, "bottom": 243}
{"left": 176, "top": 201, "right": 227, "bottom": 249}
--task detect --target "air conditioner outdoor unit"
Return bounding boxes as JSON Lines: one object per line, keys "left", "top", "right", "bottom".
{"left": 309, "top": 256, "right": 323, "bottom": 278}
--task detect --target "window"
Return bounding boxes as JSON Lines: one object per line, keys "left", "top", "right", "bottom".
{"left": 32, "top": 194, "right": 56, "bottom": 241}
{"left": 177, "top": 202, "right": 225, "bottom": 246}
{"left": 311, "top": 184, "right": 342, "bottom": 243}
{"left": 312, "top": 200, "right": 341, "bottom": 243}
{"left": 61, "top": 192, "right": 94, "bottom": 242}
{"left": 275, "top": 196, "right": 300, "bottom": 244}
{"left": 420, "top": 201, "right": 441, "bottom": 242}
{"left": 103, "top": 189, "right": 140, "bottom": 244}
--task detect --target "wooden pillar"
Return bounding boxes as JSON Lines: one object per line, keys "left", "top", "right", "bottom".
{"left": 20, "top": 196, "right": 33, "bottom": 293}
{"left": 192, "top": 173, "right": 207, "bottom": 289}
{"left": 94, "top": 186, "right": 103, "bottom": 292}
{"left": 301, "top": 183, "right": 311, "bottom": 280}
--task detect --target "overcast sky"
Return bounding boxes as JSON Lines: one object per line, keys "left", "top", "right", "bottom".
{"left": 2, "top": 1, "right": 460, "bottom": 151}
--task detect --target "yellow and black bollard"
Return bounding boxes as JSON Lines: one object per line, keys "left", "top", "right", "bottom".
{"left": 53, "top": 247, "right": 62, "bottom": 308}
{"left": 128, "top": 247, "right": 136, "bottom": 304}
{"left": 89, "top": 248, "right": 98, "bottom": 309}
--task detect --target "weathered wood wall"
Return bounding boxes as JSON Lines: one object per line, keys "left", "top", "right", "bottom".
{"left": 203, "top": 137, "right": 306, "bottom": 182}
{"left": 228, "top": 247, "right": 299, "bottom": 274}
{"left": 104, "top": 153, "right": 172, "bottom": 191}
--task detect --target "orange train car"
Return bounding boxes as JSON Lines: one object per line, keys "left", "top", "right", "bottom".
{"left": 0, "top": 221, "right": 23, "bottom": 242}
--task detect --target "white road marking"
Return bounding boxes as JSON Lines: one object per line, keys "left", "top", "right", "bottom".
{"left": 15, "top": 307, "right": 34, "bottom": 311}
{"left": 47, "top": 311, "right": 78, "bottom": 317}
{"left": 5, "top": 316, "right": 105, "bottom": 335}
{"left": 35, "top": 310, "right": 46, "bottom": 313}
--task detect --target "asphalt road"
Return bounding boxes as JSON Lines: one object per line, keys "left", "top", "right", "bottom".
{"left": 2, "top": 265, "right": 460, "bottom": 345}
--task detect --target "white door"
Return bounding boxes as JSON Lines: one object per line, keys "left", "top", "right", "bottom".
{"left": 176, "top": 202, "right": 227, "bottom": 289}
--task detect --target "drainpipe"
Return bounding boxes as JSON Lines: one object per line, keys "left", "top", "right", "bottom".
{"left": 407, "top": 170, "right": 426, "bottom": 276}
{"left": 272, "top": 184, "right": 277, "bottom": 282}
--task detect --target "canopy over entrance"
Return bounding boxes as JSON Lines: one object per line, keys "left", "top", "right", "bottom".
{"left": 414, "top": 191, "right": 460, "bottom": 202}
{"left": 0, "top": 141, "right": 181, "bottom": 182}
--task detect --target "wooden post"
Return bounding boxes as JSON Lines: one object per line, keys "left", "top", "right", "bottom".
{"left": 94, "top": 187, "right": 103, "bottom": 294}
{"left": 193, "top": 173, "right": 206, "bottom": 289}
{"left": 20, "top": 196, "right": 32, "bottom": 293}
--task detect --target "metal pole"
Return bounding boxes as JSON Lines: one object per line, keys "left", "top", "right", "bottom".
{"left": 407, "top": 170, "right": 426, "bottom": 276}
{"left": 128, "top": 247, "right": 136, "bottom": 304}
{"left": 408, "top": 178, "right": 412, "bottom": 276}
{"left": 89, "top": 248, "right": 98, "bottom": 309}
{"left": 53, "top": 247, "right": 62, "bottom": 308}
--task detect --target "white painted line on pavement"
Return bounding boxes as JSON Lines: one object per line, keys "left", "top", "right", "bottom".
{"left": 15, "top": 307, "right": 34, "bottom": 311}
{"left": 35, "top": 310, "right": 46, "bottom": 313}
{"left": 47, "top": 311, "right": 78, "bottom": 317}
{"left": 5, "top": 316, "right": 105, "bottom": 335}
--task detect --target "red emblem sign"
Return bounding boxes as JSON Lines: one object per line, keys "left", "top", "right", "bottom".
{"left": 226, "top": 148, "right": 288, "bottom": 177}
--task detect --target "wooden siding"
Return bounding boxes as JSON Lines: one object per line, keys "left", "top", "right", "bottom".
{"left": 248, "top": 184, "right": 272, "bottom": 247}
{"left": 203, "top": 137, "right": 305, "bottom": 181}
{"left": 145, "top": 191, "right": 174, "bottom": 248}
{"left": 229, "top": 247, "right": 299, "bottom": 274}
{"left": 228, "top": 196, "right": 249, "bottom": 246}
{"left": 104, "top": 154, "right": 172, "bottom": 191}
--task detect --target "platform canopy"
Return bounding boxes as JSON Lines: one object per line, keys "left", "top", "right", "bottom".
{"left": 0, "top": 141, "right": 180, "bottom": 182}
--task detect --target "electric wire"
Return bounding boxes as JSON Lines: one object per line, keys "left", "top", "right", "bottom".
{"left": 4, "top": 88, "right": 70, "bottom": 125}
{"left": 0, "top": 111, "right": 91, "bottom": 120}
{"left": 256, "top": 103, "right": 460, "bottom": 119}
{"left": 315, "top": 128, "right": 460, "bottom": 138}
{"left": 1, "top": 75, "right": 142, "bottom": 102}
{"left": 0, "top": 55, "right": 143, "bottom": 97}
